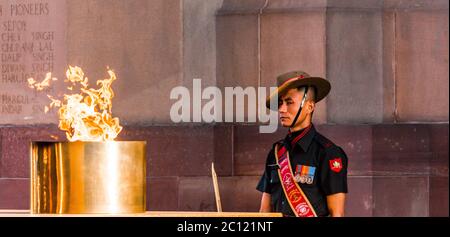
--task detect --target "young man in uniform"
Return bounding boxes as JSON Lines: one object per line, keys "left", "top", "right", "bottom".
{"left": 256, "top": 71, "right": 348, "bottom": 217}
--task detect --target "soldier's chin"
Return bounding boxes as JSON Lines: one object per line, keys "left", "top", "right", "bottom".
{"left": 280, "top": 120, "right": 290, "bottom": 127}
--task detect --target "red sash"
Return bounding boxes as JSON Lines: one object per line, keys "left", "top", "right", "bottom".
{"left": 275, "top": 126, "right": 317, "bottom": 217}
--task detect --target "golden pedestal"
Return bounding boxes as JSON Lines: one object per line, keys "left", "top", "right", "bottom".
{"left": 30, "top": 141, "right": 146, "bottom": 214}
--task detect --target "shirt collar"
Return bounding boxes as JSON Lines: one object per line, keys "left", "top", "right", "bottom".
{"left": 287, "top": 124, "right": 316, "bottom": 152}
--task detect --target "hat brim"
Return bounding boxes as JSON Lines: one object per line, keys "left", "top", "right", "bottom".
{"left": 266, "top": 77, "right": 330, "bottom": 110}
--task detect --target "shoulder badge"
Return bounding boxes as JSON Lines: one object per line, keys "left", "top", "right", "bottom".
{"left": 329, "top": 158, "right": 343, "bottom": 173}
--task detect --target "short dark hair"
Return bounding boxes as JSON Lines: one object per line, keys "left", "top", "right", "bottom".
{"left": 296, "top": 86, "right": 317, "bottom": 102}
{"left": 296, "top": 86, "right": 316, "bottom": 118}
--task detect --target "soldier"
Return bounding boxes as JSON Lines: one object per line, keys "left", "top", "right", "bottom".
{"left": 257, "top": 71, "right": 348, "bottom": 217}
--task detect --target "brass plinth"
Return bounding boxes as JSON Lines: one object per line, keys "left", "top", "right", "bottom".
{"left": 30, "top": 141, "right": 146, "bottom": 214}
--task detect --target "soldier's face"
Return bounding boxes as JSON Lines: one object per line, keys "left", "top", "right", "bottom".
{"left": 278, "top": 88, "right": 305, "bottom": 127}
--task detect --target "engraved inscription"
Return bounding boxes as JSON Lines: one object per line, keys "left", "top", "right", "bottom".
{"left": 0, "top": 1, "right": 66, "bottom": 123}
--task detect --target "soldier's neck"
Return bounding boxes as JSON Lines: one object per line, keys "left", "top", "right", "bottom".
{"left": 289, "top": 119, "right": 312, "bottom": 133}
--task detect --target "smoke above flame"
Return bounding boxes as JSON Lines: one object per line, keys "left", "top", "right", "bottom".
{"left": 28, "top": 66, "right": 123, "bottom": 141}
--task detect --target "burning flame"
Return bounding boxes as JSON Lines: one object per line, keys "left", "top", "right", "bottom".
{"left": 28, "top": 66, "right": 123, "bottom": 141}
{"left": 27, "top": 72, "right": 58, "bottom": 91}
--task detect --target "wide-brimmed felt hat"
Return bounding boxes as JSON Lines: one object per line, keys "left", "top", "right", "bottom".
{"left": 266, "top": 70, "right": 331, "bottom": 110}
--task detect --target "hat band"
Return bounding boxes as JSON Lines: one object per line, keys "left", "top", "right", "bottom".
{"left": 279, "top": 75, "right": 305, "bottom": 88}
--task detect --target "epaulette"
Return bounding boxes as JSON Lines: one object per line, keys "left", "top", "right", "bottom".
{"left": 314, "top": 132, "right": 337, "bottom": 150}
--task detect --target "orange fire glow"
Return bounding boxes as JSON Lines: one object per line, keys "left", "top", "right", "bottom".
{"left": 28, "top": 66, "right": 123, "bottom": 141}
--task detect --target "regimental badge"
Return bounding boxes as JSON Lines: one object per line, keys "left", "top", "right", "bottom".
{"left": 329, "top": 158, "right": 343, "bottom": 173}
{"left": 294, "top": 164, "right": 316, "bottom": 184}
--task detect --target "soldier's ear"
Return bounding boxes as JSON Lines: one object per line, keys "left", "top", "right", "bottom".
{"left": 307, "top": 101, "right": 315, "bottom": 114}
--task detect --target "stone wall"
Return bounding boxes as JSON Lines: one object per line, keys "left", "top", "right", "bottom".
{"left": 0, "top": 123, "right": 447, "bottom": 216}
{"left": 0, "top": 0, "right": 448, "bottom": 216}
